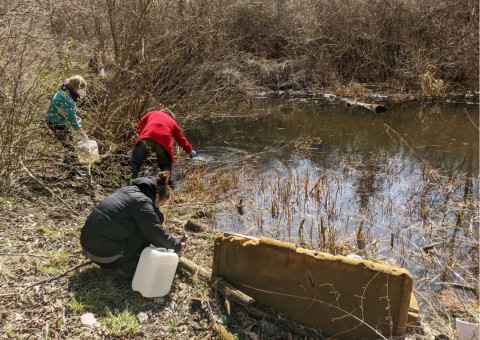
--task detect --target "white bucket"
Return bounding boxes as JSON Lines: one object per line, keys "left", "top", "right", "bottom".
{"left": 132, "top": 246, "right": 179, "bottom": 298}
{"left": 456, "top": 318, "right": 480, "bottom": 340}
{"left": 77, "top": 139, "right": 99, "bottom": 164}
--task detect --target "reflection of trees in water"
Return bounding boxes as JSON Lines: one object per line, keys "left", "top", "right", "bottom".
{"left": 407, "top": 164, "right": 478, "bottom": 291}
{"left": 444, "top": 170, "right": 477, "bottom": 281}
{"left": 351, "top": 151, "right": 386, "bottom": 211}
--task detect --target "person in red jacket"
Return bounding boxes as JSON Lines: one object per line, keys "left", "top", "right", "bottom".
{"left": 131, "top": 110, "right": 197, "bottom": 179}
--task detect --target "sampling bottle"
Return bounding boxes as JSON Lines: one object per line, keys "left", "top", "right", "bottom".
{"left": 132, "top": 246, "right": 179, "bottom": 298}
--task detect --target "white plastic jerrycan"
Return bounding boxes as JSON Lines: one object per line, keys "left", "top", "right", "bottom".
{"left": 132, "top": 246, "right": 179, "bottom": 298}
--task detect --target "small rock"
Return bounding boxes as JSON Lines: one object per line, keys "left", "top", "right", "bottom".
{"left": 80, "top": 312, "right": 99, "bottom": 328}
{"left": 137, "top": 311, "right": 149, "bottom": 324}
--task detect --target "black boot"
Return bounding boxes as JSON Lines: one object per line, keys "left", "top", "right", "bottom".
{"left": 116, "top": 260, "right": 139, "bottom": 279}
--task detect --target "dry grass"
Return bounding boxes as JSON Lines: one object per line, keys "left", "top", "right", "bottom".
{"left": 420, "top": 70, "right": 448, "bottom": 100}
{"left": 1, "top": 0, "right": 478, "bottom": 190}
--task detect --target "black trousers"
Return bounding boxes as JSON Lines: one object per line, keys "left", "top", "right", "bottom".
{"left": 95, "top": 229, "right": 149, "bottom": 269}
{"left": 131, "top": 139, "right": 172, "bottom": 179}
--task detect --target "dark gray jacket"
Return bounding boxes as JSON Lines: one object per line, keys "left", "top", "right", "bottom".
{"left": 80, "top": 176, "right": 181, "bottom": 256}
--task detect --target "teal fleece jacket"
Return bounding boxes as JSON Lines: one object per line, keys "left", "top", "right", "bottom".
{"left": 46, "top": 85, "right": 82, "bottom": 130}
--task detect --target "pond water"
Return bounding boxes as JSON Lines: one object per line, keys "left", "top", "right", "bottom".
{"left": 186, "top": 100, "right": 479, "bottom": 278}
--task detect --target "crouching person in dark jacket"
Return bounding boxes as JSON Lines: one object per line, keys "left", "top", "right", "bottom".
{"left": 80, "top": 171, "right": 186, "bottom": 278}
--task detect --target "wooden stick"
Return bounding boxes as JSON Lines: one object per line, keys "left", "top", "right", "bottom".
{"left": 0, "top": 261, "right": 92, "bottom": 297}
{"left": 19, "top": 159, "right": 79, "bottom": 216}
{"left": 338, "top": 96, "right": 387, "bottom": 114}
{"left": 212, "top": 278, "right": 255, "bottom": 306}
{"left": 178, "top": 256, "right": 211, "bottom": 281}
{"left": 178, "top": 257, "right": 255, "bottom": 306}
{"left": 245, "top": 305, "right": 325, "bottom": 338}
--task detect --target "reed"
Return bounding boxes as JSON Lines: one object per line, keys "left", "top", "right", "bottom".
{"left": 220, "top": 146, "right": 478, "bottom": 333}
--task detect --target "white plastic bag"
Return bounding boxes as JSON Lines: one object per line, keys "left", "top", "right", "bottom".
{"left": 76, "top": 139, "right": 99, "bottom": 164}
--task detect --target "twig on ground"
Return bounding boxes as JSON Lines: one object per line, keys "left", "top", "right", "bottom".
{"left": 0, "top": 260, "right": 92, "bottom": 297}
{"left": 0, "top": 253, "right": 51, "bottom": 258}
{"left": 19, "top": 158, "right": 80, "bottom": 216}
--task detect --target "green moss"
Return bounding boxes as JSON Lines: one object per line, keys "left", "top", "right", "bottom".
{"left": 38, "top": 225, "right": 63, "bottom": 240}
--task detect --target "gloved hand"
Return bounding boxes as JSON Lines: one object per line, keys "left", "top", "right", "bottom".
{"left": 190, "top": 150, "right": 197, "bottom": 158}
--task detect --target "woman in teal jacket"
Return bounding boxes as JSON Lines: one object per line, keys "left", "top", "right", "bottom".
{"left": 46, "top": 75, "right": 89, "bottom": 178}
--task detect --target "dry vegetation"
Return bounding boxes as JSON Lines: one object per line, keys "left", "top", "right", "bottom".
{"left": 0, "top": 0, "right": 478, "bottom": 338}
{"left": 0, "top": 0, "right": 478, "bottom": 189}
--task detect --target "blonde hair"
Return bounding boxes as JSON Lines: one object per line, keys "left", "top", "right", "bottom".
{"left": 65, "top": 75, "right": 87, "bottom": 90}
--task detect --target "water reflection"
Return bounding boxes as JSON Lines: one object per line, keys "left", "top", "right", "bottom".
{"left": 186, "top": 101, "right": 479, "bottom": 277}
{"left": 192, "top": 102, "right": 478, "bottom": 176}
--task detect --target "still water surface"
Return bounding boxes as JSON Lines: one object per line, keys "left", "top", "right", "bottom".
{"left": 187, "top": 101, "right": 478, "bottom": 276}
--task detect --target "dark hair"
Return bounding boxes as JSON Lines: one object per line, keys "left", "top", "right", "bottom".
{"left": 156, "top": 171, "right": 171, "bottom": 200}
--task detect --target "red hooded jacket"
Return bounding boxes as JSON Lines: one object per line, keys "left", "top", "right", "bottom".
{"left": 134, "top": 111, "right": 192, "bottom": 164}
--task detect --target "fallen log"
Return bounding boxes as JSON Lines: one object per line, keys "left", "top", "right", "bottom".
{"left": 325, "top": 93, "right": 387, "bottom": 114}
{"left": 178, "top": 257, "right": 323, "bottom": 338}
{"left": 212, "top": 278, "right": 255, "bottom": 306}
{"left": 178, "top": 257, "right": 255, "bottom": 306}
{"left": 341, "top": 97, "right": 387, "bottom": 114}
{"left": 246, "top": 305, "right": 325, "bottom": 339}
{"left": 178, "top": 256, "right": 211, "bottom": 281}
{"left": 185, "top": 219, "right": 207, "bottom": 232}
